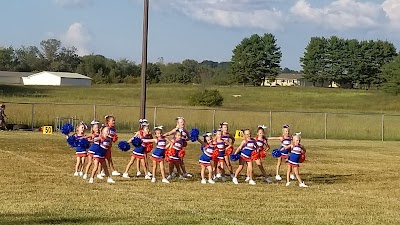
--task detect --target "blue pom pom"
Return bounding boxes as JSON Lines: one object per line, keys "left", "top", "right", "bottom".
{"left": 230, "top": 152, "right": 241, "bottom": 162}
{"left": 67, "top": 135, "right": 78, "bottom": 147}
{"left": 272, "top": 148, "right": 282, "bottom": 158}
{"left": 118, "top": 141, "right": 131, "bottom": 152}
{"left": 131, "top": 137, "right": 142, "bottom": 147}
{"left": 61, "top": 123, "right": 74, "bottom": 135}
{"left": 200, "top": 146, "right": 204, "bottom": 152}
{"left": 190, "top": 128, "right": 200, "bottom": 142}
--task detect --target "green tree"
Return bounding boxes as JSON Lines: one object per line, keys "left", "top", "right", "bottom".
{"left": 300, "top": 37, "right": 328, "bottom": 86}
{"left": 0, "top": 47, "right": 15, "bottom": 71}
{"left": 381, "top": 54, "right": 400, "bottom": 94}
{"left": 231, "top": 33, "right": 282, "bottom": 86}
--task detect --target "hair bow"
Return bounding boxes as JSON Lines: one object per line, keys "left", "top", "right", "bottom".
{"left": 258, "top": 125, "right": 267, "bottom": 129}
{"left": 154, "top": 125, "right": 163, "bottom": 130}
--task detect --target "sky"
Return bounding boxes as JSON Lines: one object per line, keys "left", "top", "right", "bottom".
{"left": 0, "top": 0, "right": 399, "bottom": 70}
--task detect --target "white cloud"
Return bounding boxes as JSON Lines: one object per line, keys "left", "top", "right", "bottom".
{"left": 153, "top": 0, "right": 286, "bottom": 31}
{"left": 54, "top": 0, "right": 92, "bottom": 8}
{"left": 290, "top": 0, "right": 384, "bottom": 30}
{"left": 61, "top": 22, "right": 91, "bottom": 56}
{"left": 382, "top": 0, "right": 400, "bottom": 30}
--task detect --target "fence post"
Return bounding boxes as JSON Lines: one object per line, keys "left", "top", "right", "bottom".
{"left": 324, "top": 113, "right": 327, "bottom": 140}
{"left": 382, "top": 114, "right": 384, "bottom": 142}
{"left": 31, "top": 103, "right": 35, "bottom": 131}
{"left": 153, "top": 107, "right": 157, "bottom": 126}
{"left": 212, "top": 110, "right": 216, "bottom": 131}
{"left": 269, "top": 111, "right": 272, "bottom": 137}
{"left": 93, "top": 104, "right": 96, "bottom": 120}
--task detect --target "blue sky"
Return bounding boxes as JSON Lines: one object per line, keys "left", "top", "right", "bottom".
{"left": 1, "top": 0, "right": 399, "bottom": 70}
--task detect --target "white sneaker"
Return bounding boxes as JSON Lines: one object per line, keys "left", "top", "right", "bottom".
{"left": 275, "top": 175, "right": 282, "bottom": 181}
{"left": 78, "top": 172, "right": 83, "bottom": 177}
{"left": 122, "top": 173, "right": 130, "bottom": 179}
{"left": 82, "top": 174, "right": 88, "bottom": 179}
{"left": 136, "top": 171, "right": 142, "bottom": 177}
{"left": 145, "top": 175, "right": 151, "bottom": 180}
{"left": 245, "top": 176, "right": 250, "bottom": 182}
{"left": 151, "top": 178, "right": 156, "bottom": 183}
{"left": 88, "top": 178, "right": 94, "bottom": 184}
{"left": 162, "top": 178, "right": 170, "bottom": 184}
{"left": 299, "top": 182, "right": 308, "bottom": 188}
{"left": 232, "top": 177, "right": 239, "bottom": 184}
{"left": 221, "top": 177, "right": 227, "bottom": 182}
{"left": 216, "top": 173, "right": 221, "bottom": 178}
{"left": 100, "top": 171, "right": 105, "bottom": 177}
{"left": 111, "top": 171, "right": 121, "bottom": 176}
{"left": 96, "top": 174, "right": 104, "bottom": 180}
{"left": 201, "top": 179, "right": 207, "bottom": 184}
{"left": 147, "top": 172, "right": 153, "bottom": 177}
{"left": 179, "top": 175, "right": 187, "bottom": 180}
{"left": 249, "top": 180, "right": 256, "bottom": 185}
{"left": 166, "top": 175, "right": 172, "bottom": 180}
{"left": 265, "top": 177, "right": 273, "bottom": 183}
{"left": 213, "top": 175, "right": 218, "bottom": 181}
{"left": 290, "top": 174, "right": 296, "bottom": 180}
{"left": 107, "top": 178, "right": 115, "bottom": 184}
{"left": 183, "top": 173, "right": 192, "bottom": 178}
{"left": 208, "top": 179, "right": 215, "bottom": 184}
{"left": 285, "top": 182, "right": 291, "bottom": 186}
{"left": 74, "top": 172, "right": 79, "bottom": 176}
{"left": 171, "top": 172, "right": 176, "bottom": 178}
{"left": 230, "top": 174, "right": 234, "bottom": 179}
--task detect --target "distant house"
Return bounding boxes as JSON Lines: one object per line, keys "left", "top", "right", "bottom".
{"left": 22, "top": 71, "right": 92, "bottom": 86}
{"left": 0, "top": 71, "right": 33, "bottom": 84}
{"left": 262, "top": 73, "right": 342, "bottom": 88}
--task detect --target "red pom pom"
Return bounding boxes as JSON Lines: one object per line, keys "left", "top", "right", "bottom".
{"left": 251, "top": 151, "right": 259, "bottom": 160}
{"left": 299, "top": 153, "right": 306, "bottom": 163}
{"left": 212, "top": 149, "right": 219, "bottom": 161}
{"left": 112, "top": 135, "right": 118, "bottom": 143}
{"left": 145, "top": 143, "right": 153, "bottom": 153}
{"left": 259, "top": 150, "right": 266, "bottom": 159}
{"left": 182, "top": 141, "right": 188, "bottom": 148}
{"left": 165, "top": 148, "right": 175, "bottom": 159}
{"left": 178, "top": 149, "right": 186, "bottom": 158}
{"left": 225, "top": 146, "right": 233, "bottom": 156}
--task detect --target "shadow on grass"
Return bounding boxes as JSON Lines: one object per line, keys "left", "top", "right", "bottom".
{"left": 0, "top": 213, "right": 105, "bottom": 225}
{"left": 0, "top": 84, "right": 47, "bottom": 98}
{"left": 307, "top": 174, "right": 354, "bottom": 184}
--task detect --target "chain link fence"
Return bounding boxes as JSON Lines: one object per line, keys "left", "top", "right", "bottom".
{"left": 3, "top": 101, "right": 400, "bottom": 141}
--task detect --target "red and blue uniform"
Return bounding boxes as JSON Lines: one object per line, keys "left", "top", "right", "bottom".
{"left": 199, "top": 144, "right": 214, "bottom": 166}
{"left": 132, "top": 133, "right": 146, "bottom": 159}
{"left": 168, "top": 139, "right": 183, "bottom": 163}
{"left": 222, "top": 133, "right": 233, "bottom": 155}
{"left": 151, "top": 137, "right": 166, "bottom": 162}
{"left": 216, "top": 140, "right": 225, "bottom": 162}
{"left": 287, "top": 144, "right": 303, "bottom": 167}
{"left": 93, "top": 137, "right": 111, "bottom": 162}
{"left": 280, "top": 136, "right": 292, "bottom": 159}
{"left": 255, "top": 136, "right": 268, "bottom": 159}
{"left": 105, "top": 126, "right": 117, "bottom": 160}
{"left": 87, "top": 133, "right": 100, "bottom": 157}
{"left": 240, "top": 139, "right": 256, "bottom": 162}
{"left": 75, "top": 135, "right": 87, "bottom": 158}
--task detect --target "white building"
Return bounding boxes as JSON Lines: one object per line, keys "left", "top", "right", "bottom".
{"left": 262, "top": 74, "right": 304, "bottom": 87}
{"left": 22, "top": 71, "right": 92, "bottom": 86}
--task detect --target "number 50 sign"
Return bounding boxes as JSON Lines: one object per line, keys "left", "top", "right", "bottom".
{"left": 43, "top": 126, "right": 53, "bottom": 135}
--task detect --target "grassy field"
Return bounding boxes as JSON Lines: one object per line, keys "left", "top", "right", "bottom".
{"left": 2, "top": 84, "right": 400, "bottom": 140}
{"left": 0, "top": 132, "right": 399, "bottom": 225}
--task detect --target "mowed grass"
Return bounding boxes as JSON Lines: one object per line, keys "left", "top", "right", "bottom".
{"left": 1, "top": 132, "right": 399, "bottom": 225}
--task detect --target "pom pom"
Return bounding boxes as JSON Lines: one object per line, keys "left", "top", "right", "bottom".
{"left": 118, "top": 141, "right": 131, "bottom": 152}
{"left": 272, "top": 148, "right": 282, "bottom": 158}
{"left": 251, "top": 151, "right": 259, "bottom": 160}
{"left": 112, "top": 134, "right": 118, "bottom": 143}
{"left": 145, "top": 143, "right": 153, "bottom": 153}
{"left": 178, "top": 149, "right": 186, "bottom": 158}
{"left": 165, "top": 148, "right": 176, "bottom": 159}
{"left": 299, "top": 153, "right": 306, "bottom": 163}
{"left": 212, "top": 149, "right": 219, "bottom": 161}
{"left": 61, "top": 123, "right": 74, "bottom": 135}
{"left": 190, "top": 128, "right": 200, "bottom": 142}
{"left": 230, "top": 152, "right": 241, "bottom": 161}
{"left": 182, "top": 140, "right": 188, "bottom": 148}
{"left": 78, "top": 138, "right": 90, "bottom": 150}
{"left": 131, "top": 137, "right": 142, "bottom": 147}
{"left": 67, "top": 135, "right": 77, "bottom": 147}
{"left": 225, "top": 146, "right": 233, "bottom": 156}
{"left": 259, "top": 150, "right": 267, "bottom": 159}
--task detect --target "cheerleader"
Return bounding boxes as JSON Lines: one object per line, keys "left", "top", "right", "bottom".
{"left": 220, "top": 122, "right": 235, "bottom": 178}
{"left": 269, "top": 125, "right": 294, "bottom": 181}
{"left": 252, "top": 125, "right": 273, "bottom": 183}
{"left": 164, "top": 117, "right": 192, "bottom": 178}
{"left": 285, "top": 134, "right": 308, "bottom": 187}
{"left": 166, "top": 130, "right": 185, "bottom": 180}
{"left": 122, "top": 123, "right": 151, "bottom": 179}
{"left": 232, "top": 129, "right": 256, "bottom": 185}
{"left": 83, "top": 120, "right": 100, "bottom": 179}
{"left": 140, "top": 126, "right": 171, "bottom": 183}
{"left": 73, "top": 122, "right": 88, "bottom": 177}
{"left": 136, "top": 119, "right": 153, "bottom": 178}
{"left": 104, "top": 115, "right": 121, "bottom": 176}
{"left": 88, "top": 126, "right": 115, "bottom": 184}
{"left": 197, "top": 132, "right": 216, "bottom": 184}
{"left": 213, "top": 129, "right": 232, "bottom": 182}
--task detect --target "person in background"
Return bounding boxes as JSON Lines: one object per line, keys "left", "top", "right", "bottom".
{"left": 0, "top": 104, "right": 7, "bottom": 130}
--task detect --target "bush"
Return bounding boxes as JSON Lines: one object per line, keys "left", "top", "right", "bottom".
{"left": 189, "top": 89, "right": 224, "bottom": 107}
